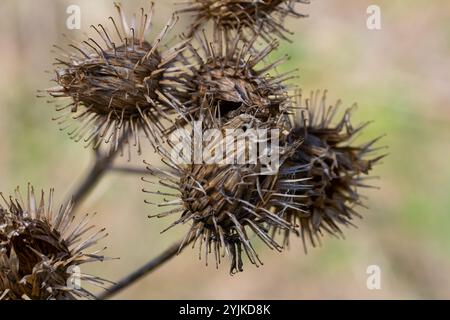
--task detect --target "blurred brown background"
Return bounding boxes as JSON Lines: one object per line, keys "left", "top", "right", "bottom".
{"left": 0, "top": 0, "right": 449, "bottom": 299}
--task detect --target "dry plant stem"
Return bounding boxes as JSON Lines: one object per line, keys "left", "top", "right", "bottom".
{"left": 69, "top": 151, "right": 117, "bottom": 213}
{"left": 98, "top": 239, "right": 186, "bottom": 300}
{"left": 68, "top": 138, "right": 127, "bottom": 213}
{"left": 110, "top": 165, "right": 149, "bottom": 175}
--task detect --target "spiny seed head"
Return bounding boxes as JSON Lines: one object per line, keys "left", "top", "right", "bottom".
{"left": 0, "top": 185, "right": 109, "bottom": 300}
{"left": 145, "top": 114, "right": 294, "bottom": 274}
{"left": 172, "top": 29, "right": 293, "bottom": 129}
{"left": 274, "top": 90, "right": 385, "bottom": 250}
{"left": 46, "top": 3, "right": 187, "bottom": 156}
{"left": 178, "top": 0, "right": 310, "bottom": 41}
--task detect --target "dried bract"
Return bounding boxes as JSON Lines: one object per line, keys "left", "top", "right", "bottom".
{"left": 178, "top": 0, "right": 310, "bottom": 41}
{"left": 46, "top": 3, "right": 188, "bottom": 156}
{"left": 0, "top": 185, "right": 109, "bottom": 300}
{"left": 171, "top": 29, "right": 293, "bottom": 129}
{"left": 144, "top": 115, "right": 296, "bottom": 273}
{"left": 274, "top": 90, "right": 385, "bottom": 250}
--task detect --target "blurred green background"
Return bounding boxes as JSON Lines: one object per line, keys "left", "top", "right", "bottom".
{"left": 0, "top": 0, "right": 449, "bottom": 299}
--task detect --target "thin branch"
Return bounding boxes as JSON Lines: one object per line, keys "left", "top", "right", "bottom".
{"left": 98, "top": 239, "right": 186, "bottom": 300}
{"left": 109, "top": 165, "right": 148, "bottom": 175}
{"left": 67, "top": 135, "right": 129, "bottom": 213}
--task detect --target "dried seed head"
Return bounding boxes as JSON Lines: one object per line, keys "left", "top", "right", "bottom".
{"left": 145, "top": 115, "right": 294, "bottom": 274}
{"left": 46, "top": 3, "right": 187, "bottom": 156}
{"left": 179, "top": 0, "right": 310, "bottom": 41}
{"left": 274, "top": 90, "right": 385, "bottom": 250}
{"left": 0, "top": 185, "right": 109, "bottom": 300}
{"left": 172, "top": 29, "right": 293, "bottom": 128}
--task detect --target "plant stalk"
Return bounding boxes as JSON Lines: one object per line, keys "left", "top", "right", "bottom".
{"left": 67, "top": 134, "right": 129, "bottom": 213}
{"left": 98, "top": 239, "right": 185, "bottom": 300}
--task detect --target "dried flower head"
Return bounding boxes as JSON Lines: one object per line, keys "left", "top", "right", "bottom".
{"left": 274, "top": 90, "right": 385, "bottom": 250}
{"left": 46, "top": 3, "right": 188, "bottom": 156}
{"left": 178, "top": 0, "right": 310, "bottom": 40}
{"left": 144, "top": 114, "right": 295, "bottom": 274}
{"left": 171, "top": 29, "right": 293, "bottom": 129}
{"left": 0, "top": 185, "right": 109, "bottom": 300}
